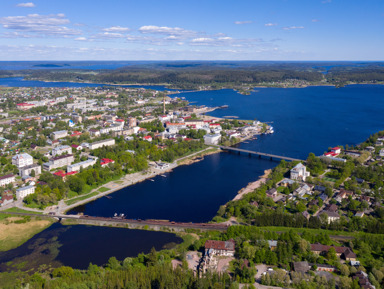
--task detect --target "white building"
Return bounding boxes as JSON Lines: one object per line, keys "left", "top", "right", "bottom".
{"left": 380, "top": 148, "right": 384, "bottom": 157}
{"left": 290, "top": 163, "right": 310, "bottom": 181}
{"left": 19, "top": 164, "right": 42, "bottom": 177}
{"left": 0, "top": 174, "right": 15, "bottom": 187}
{"left": 52, "top": 145, "right": 72, "bottom": 157}
{"left": 16, "top": 185, "right": 35, "bottom": 200}
{"left": 43, "top": 154, "right": 74, "bottom": 171}
{"left": 12, "top": 153, "right": 33, "bottom": 168}
{"left": 67, "top": 158, "right": 97, "bottom": 173}
{"left": 51, "top": 130, "right": 68, "bottom": 140}
{"left": 204, "top": 133, "right": 221, "bottom": 145}
{"left": 89, "top": 139, "right": 115, "bottom": 150}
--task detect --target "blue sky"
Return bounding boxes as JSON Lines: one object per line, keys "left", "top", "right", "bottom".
{"left": 0, "top": 0, "right": 383, "bottom": 60}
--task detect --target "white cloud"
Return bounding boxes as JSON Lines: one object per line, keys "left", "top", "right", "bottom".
{"left": 234, "top": 21, "right": 252, "bottom": 25}
{"left": 265, "top": 23, "right": 277, "bottom": 27}
{"left": 0, "top": 14, "right": 81, "bottom": 36}
{"left": 16, "top": 2, "right": 35, "bottom": 7}
{"left": 103, "top": 26, "right": 130, "bottom": 32}
{"left": 75, "top": 37, "right": 87, "bottom": 41}
{"left": 138, "top": 25, "right": 195, "bottom": 37}
{"left": 282, "top": 26, "right": 304, "bottom": 30}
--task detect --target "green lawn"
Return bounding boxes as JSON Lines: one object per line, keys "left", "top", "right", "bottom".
{"left": 65, "top": 191, "right": 100, "bottom": 206}
{"left": 323, "top": 177, "right": 337, "bottom": 182}
{"left": 98, "top": 187, "right": 110, "bottom": 193}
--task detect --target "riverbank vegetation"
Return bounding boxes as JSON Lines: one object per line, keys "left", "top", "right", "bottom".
{"left": 0, "top": 215, "right": 52, "bottom": 252}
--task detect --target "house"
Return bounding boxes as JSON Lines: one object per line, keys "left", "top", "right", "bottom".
{"left": 310, "top": 244, "right": 355, "bottom": 258}
{"left": 53, "top": 170, "right": 78, "bottom": 180}
{"left": 268, "top": 240, "right": 277, "bottom": 251}
{"left": 16, "top": 185, "right": 35, "bottom": 200}
{"left": 342, "top": 248, "right": 357, "bottom": 261}
{"left": 143, "top": 135, "right": 152, "bottom": 142}
{"left": 0, "top": 194, "right": 14, "bottom": 207}
{"left": 325, "top": 204, "right": 338, "bottom": 212}
{"left": 70, "top": 131, "right": 83, "bottom": 137}
{"left": 355, "top": 212, "right": 365, "bottom": 218}
{"left": 321, "top": 210, "right": 340, "bottom": 224}
{"left": 204, "top": 240, "right": 235, "bottom": 257}
{"left": 71, "top": 144, "right": 83, "bottom": 151}
{"left": 266, "top": 188, "right": 278, "bottom": 199}
{"left": 290, "top": 163, "right": 310, "bottom": 181}
{"left": 12, "top": 153, "right": 33, "bottom": 168}
{"left": 0, "top": 174, "right": 15, "bottom": 187}
{"left": 316, "top": 264, "right": 336, "bottom": 272}
{"left": 100, "top": 158, "right": 115, "bottom": 167}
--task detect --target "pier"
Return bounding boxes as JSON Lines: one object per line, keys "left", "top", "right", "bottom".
{"left": 210, "top": 145, "right": 304, "bottom": 162}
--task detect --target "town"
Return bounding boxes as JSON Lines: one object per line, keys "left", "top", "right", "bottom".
{"left": 0, "top": 86, "right": 266, "bottom": 212}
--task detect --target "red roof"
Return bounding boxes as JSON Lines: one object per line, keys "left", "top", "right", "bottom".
{"left": 205, "top": 240, "right": 235, "bottom": 251}
{"left": 17, "top": 103, "right": 34, "bottom": 106}
{"left": 209, "top": 123, "right": 221, "bottom": 126}
{"left": 143, "top": 135, "right": 152, "bottom": 140}
{"left": 332, "top": 147, "right": 341, "bottom": 150}
{"left": 54, "top": 170, "right": 78, "bottom": 178}
{"left": 71, "top": 144, "right": 79, "bottom": 148}
{"left": 100, "top": 158, "right": 115, "bottom": 166}
{"left": 116, "top": 119, "right": 124, "bottom": 122}
{"left": 71, "top": 131, "right": 82, "bottom": 137}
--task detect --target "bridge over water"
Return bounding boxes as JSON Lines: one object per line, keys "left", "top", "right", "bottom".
{"left": 210, "top": 145, "right": 304, "bottom": 162}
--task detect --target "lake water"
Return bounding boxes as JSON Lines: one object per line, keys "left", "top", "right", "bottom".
{"left": 0, "top": 223, "right": 182, "bottom": 271}
{"left": 70, "top": 85, "right": 384, "bottom": 220}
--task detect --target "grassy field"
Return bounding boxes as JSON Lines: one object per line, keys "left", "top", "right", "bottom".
{"left": 0, "top": 216, "right": 53, "bottom": 251}
{"left": 3, "top": 207, "right": 43, "bottom": 215}
{"left": 65, "top": 191, "right": 100, "bottom": 206}
{"left": 98, "top": 186, "right": 110, "bottom": 193}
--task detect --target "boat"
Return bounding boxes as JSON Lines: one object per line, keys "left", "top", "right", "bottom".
{"left": 161, "top": 174, "right": 167, "bottom": 177}
{"left": 149, "top": 179, "right": 155, "bottom": 182}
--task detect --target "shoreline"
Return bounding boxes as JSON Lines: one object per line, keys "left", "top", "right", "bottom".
{"left": 232, "top": 169, "right": 271, "bottom": 201}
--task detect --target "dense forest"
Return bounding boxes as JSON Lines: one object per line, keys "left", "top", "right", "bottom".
{"left": 3, "top": 62, "right": 383, "bottom": 89}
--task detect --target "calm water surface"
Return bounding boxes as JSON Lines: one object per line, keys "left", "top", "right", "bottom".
{"left": 0, "top": 223, "right": 182, "bottom": 271}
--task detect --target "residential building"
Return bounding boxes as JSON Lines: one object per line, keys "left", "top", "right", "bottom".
{"left": 204, "top": 240, "right": 235, "bottom": 257}
{"left": 0, "top": 194, "right": 14, "bottom": 207}
{"left": 19, "top": 163, "right": 41, "bottom": 177}
{"left": 0, "top": 174, "right": 15, "bottom": 187}
{"left": 67, "top": 158, "right": 97, "bottom": 173}
{"left": 100, "top": 158, "right": 115, "bottom": 167}
{"left": 290, "top": 163, "right": 310, "bottom": 181}
{"left": 12, "top": 153, "right": 33, "bottom": 168}
{"left": 203, "top": 133, "right": 221, "bottom": 145}
{"left": 16, "top": 185, "right": 35, "bottom": 200}
{"left": 51, "top": 130, "right": 68, "bottom": 140}
{"left": 43, "top": 154, "right": 74, "bottom": 171}
{"left": 89, "top": 139, "right": 115, "bottom": 150}
{"left": 52, "top": 145, "right": 72, "bottom": 157}
{"left": 321, "top": 210, "right": 340, "bottom": 223}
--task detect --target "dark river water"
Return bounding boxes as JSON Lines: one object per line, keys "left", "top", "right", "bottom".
{"left": 0, "top": 223, "right": 182, "bottom": 271}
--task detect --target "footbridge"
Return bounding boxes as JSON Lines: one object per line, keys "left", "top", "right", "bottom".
{"left": 211, "top": 145, "right": 304, "bottom": 162}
